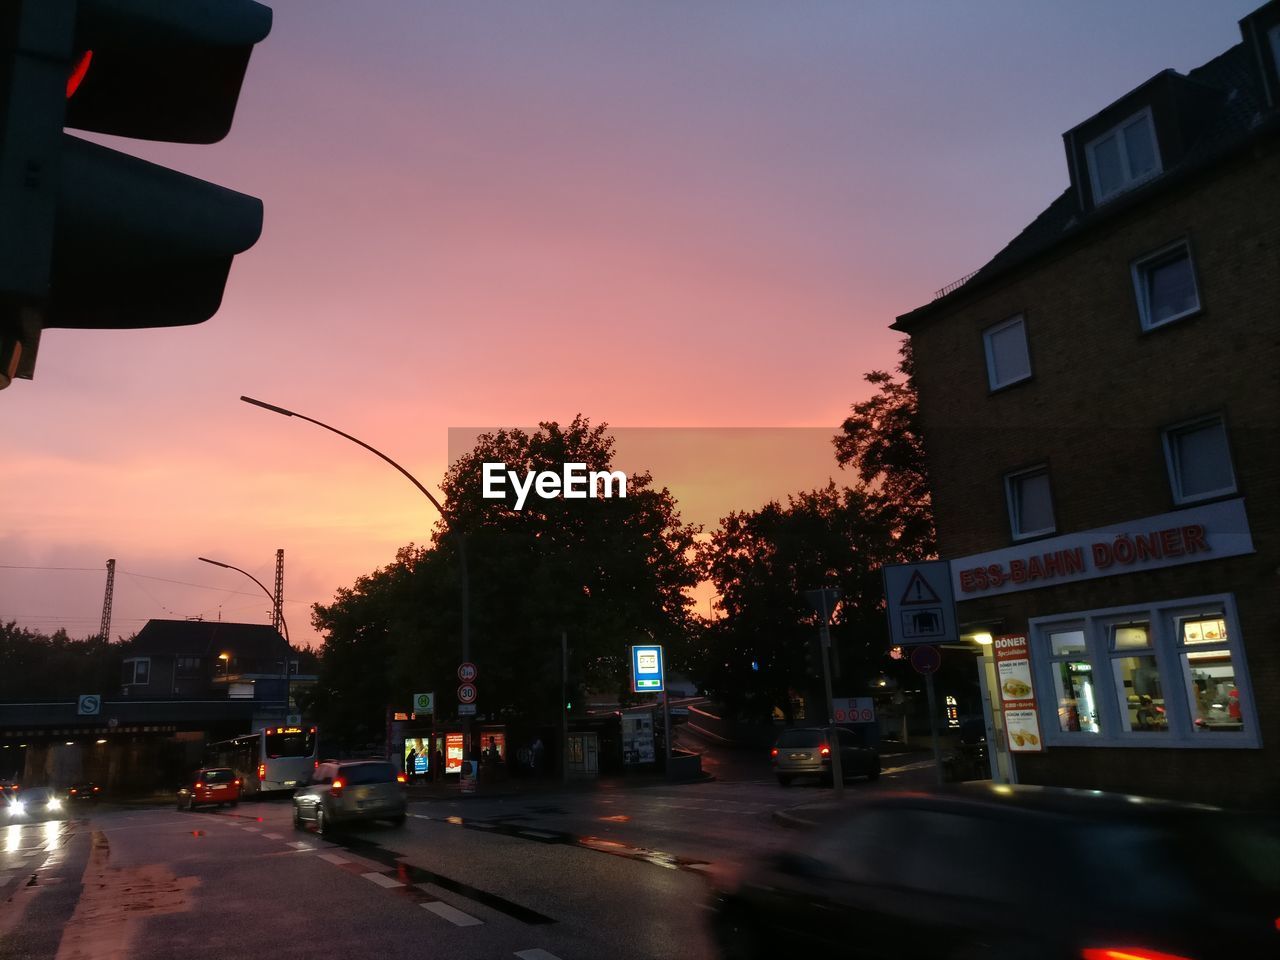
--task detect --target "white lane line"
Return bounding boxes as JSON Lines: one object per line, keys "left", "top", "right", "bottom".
{"left": 262, "top": 832, "right": 284, "bottom": 840}
{"left": 317, "top": 853, "right": 349, "bottom": 865}
{"left": 518, "top": 829, "right": 557, "bottom": 839}
{"left": 421, "top": 901, "right": 483, "bottom": 926}
{"left": 361, "top": 872, "right": 404, "bottom": 888}
{"left": 289, "top": 841, "right": 317, "bottom": 851}
{"left": 515, "top": 950, "right": 563, "bottom": 960}
{"left": 410, "top": 813, "right": 431, "bottom": 820}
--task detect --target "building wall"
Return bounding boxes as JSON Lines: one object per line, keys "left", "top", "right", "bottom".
{"left": 906, "top": 139, "right": 1280, "bottom": 808}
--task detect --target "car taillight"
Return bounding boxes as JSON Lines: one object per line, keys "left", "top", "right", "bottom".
{"left": 1081, "top": 949, "right": 1195, "bottom": 960}
{"left": 329, "top": 778, "right": 344, "bottom": 798}
{"left": 69, "top": 788, "right": 78, "bottom": 795}
{"left": 257, "top": 764, "right": 266, "bottom": 781}
{"left": 314, "top": 760, "right": 319, "bottom": 769}
{"left": 92, "top": 786, "right": 100, "bottom": 792}
{"left": 396, "top": 773, "right": 407, "bottom": 784}
{"left": 233, "top": 780, "right": 241, "bottom": 787}
{"left": 195, "top": 782, "right": 204, "bottom": 790}
{"left": 770, "top": 748, "right": 778, "bottom": 758}
{"left": 819, "top": 745, "right": 831, "bottom": 757}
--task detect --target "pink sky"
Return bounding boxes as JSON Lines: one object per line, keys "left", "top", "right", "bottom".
{"left": 0, "top": 1, "right": 1260, "bottom": 648}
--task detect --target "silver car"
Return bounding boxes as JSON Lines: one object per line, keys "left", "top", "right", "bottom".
{"left": 771, "top": 727, "right": 880, "bottom": 786}
{"left": 292, "top": 760, "right": 406, "bottom": 834}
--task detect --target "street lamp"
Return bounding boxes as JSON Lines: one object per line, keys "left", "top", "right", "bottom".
{"left": 239, "top": 395, "right": 472, "bottom": 757}
{"left": 199, "top": 556, "right": 292, "bottom": 720}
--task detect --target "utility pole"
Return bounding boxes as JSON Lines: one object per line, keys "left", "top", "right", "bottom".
{"left": 99, "top": 558, "right": 115, "bottom": 642}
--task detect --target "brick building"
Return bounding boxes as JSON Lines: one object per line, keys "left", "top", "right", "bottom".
{"left": 893, "top": 2, "right": 1280, "bottom": 807}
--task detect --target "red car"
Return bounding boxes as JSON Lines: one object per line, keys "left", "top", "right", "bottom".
{"left": 177, "top": 767, "right": 241, "bottom": 810}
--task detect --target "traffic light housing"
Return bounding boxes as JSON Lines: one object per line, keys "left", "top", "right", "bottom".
{"left": 0, "top": 0, "right": 271, "bottom": 387}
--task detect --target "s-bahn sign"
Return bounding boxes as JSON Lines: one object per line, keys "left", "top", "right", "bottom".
{"left": 951, "top": 499, "right": 1253, "bottom": 600}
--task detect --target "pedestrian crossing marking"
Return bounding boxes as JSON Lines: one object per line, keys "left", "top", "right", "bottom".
{"left": 422, "top": 901, "right": 484, "bottom": 926}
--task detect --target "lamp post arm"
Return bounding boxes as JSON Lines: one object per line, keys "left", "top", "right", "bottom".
{"left": 197, "top": 556, "right": 291, "bottom": 647}
{"left": 240, "top": 396, "right": 449, "bottom": 520}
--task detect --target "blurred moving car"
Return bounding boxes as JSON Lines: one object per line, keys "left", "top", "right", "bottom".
{"left": 0, "top": 779, "right": 18, "bottom": 799}
{"left": 4, "top": 786, "right": 65, "bottom": 821}
{"left": 771, "top": 727, "right": 879, "bottom": 786}
{"left": 177, "top": 768, "right": 241, "bottom": 810}
{"left": 707, "top": 784, "right": 1280, "bottom": 959}
{"left": 66, "top": 782, "right": 102, "bottom": 804}
{"left": 293, "top": 760, "right": 406, "bottom": 834}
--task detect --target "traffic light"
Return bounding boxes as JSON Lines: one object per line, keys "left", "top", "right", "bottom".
{"left": 0, "top": 0, "right": 271, "bottom": 387}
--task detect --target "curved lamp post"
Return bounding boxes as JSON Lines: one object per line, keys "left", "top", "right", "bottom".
{"left": 198, "top": 555, "right": 290, "bottom": 646}
{"left": 239, "top": 396, "right": 472, "bottom": 756}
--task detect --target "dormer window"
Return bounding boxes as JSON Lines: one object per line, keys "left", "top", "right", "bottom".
{"left": 1085, "top": 108, "right": 1161, "bottom": 203}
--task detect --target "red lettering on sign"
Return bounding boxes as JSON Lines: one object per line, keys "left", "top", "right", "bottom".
{"left": 1092, "top": 542, "right": 1112, "bottom": 569}
{"left": 1010, "top": 559, "right": 1026, "bottom": 583}
{"left": 1161, "top": 528, "right": 1184, "bottom": 557}
{"left": 1134, "top": 532, "right": 1161, "bottom": 561}
{"left": 1063, "top": 547, "right": 1085, "bottom": 575}
{"left": 1183, "top": 524, "right": 1209, "bottom": 554}
{"left": 1026, "top": 555, "right": 1044, "bottom": 581}
{"left": 987, "top": 564, "right": 1005, "bottom": 587}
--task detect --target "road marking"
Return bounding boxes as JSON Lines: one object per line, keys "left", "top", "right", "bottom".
{"left": 262, "top": 832, "right": 284, "bottom": 839}
{"left": 422, "top": 901, "right": 483, "bottom": 926}
{"left": 362, "top": 872, "right": 403, "bottom": 888}
{"left": 518, "top": 829, "right": 557, "bottom": 839}
{"left": 515, "top": 950, "right": 563, "bottom": 960}
{"left": 242, "top": 827, "right": 261, "bottom": 832}
{"left": 318, "top": 853, "right": 349, "bottom": 865}
{"left": 411, "top": 813, "right": 431, "bottom": 820}
{"left": 289, "top": 841, "right": 316, "bottom": 851}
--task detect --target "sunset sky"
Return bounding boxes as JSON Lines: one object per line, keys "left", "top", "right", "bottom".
{"left": 0, "top": 1, "right": 1259, "bottom": 648}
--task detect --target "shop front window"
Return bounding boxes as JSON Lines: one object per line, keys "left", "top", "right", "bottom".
{"left": 1048, "top": 628, "right": 1098, "bottom": 733}
{"left": 1030, "top": 595, "right": 1255, "bottom": 748}
{"left": 1179, "top": 612, "right": 1241, "bottom": 733}
{"left": 1109, "top": 621, "right": 1166, "bottom": 733}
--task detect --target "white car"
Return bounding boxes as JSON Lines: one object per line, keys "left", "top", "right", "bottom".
{"left": 5, "top": 786, "right": 65, "bottom": 820}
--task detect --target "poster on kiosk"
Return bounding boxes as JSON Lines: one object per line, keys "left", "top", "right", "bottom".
{"left": 994, "top": 634, "right": 1044, "bottom": 752}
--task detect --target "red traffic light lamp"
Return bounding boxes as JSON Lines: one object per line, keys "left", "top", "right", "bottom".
{"left": 0, "top": 0, "right": 271, "bottom": 388}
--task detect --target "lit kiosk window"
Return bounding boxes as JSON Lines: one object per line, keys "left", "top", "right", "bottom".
{"left": 1109, "top": 621, "right": 1166, "bottom": 733}
{"left": 1180, "top": 612, "right": 1242, "bottom": 733}
{"left": 1046, "top": 627, "right": 1098, "bottom": 734}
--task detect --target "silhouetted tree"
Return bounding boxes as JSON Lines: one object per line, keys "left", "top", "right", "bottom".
{"left": 833, "top": 339, "right": 935, "bottom": 555}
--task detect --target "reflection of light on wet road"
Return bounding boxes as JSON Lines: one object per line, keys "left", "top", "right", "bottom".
{"left": 43, "top": 820, "right": 60, "bottom": 850}
{"left": 599, "top": 814, "right": 630, "bottom": 823}
{"left": 5, "top": 824, "right": 21, "bottom": 852}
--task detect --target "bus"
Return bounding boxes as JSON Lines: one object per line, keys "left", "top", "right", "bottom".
{"left": 206, "top": 725, "right": 319, "bottom": 795}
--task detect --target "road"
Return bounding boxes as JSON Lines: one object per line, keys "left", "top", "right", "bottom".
{"left": 1, "top": 742, "right": 936, "bottom": 960}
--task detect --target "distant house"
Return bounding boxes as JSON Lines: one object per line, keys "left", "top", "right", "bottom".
{"left": 121, "top": 619, "right": 318, "bottom": 710}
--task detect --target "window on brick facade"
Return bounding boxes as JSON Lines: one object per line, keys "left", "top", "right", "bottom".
{"left": 1030, "top": 596, "right": 1255, "bottom": 747}
{"left": 122, "top": 657, "right": 150, "bottom": 685}
{"left": 1132, "top": 240, "right": 1200, "bottom": 330}
{"left": 1005, "top": 466, "right": 1055, "bottom": 540}
{"left": 1086, "top": 108, "right": 1161, "bottom": 203}
{"left": 1163, "top": 415, "right": 1236, "bottom": 505}
{"left": 982, "top": 314, "right": 1032, "bottom": 390}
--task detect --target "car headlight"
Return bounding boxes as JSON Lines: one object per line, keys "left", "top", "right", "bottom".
{"left": 8, "top": 801, "right": 25, "bottom": 816}
{"left": 47, "top": 798, "right": 62, "bottom": 810}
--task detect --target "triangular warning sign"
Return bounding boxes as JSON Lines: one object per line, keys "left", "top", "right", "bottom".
{"left": 900, "top": 570, "right": 941, "bottom": 605}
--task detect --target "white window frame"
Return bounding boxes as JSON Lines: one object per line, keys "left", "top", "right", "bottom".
{"left": 122, "top": 656, "right": 151, "bottom": 686}
{"left": 1162, "top": 414, "right": 1237, "bottom": 505}
{"left": 1085, "top": 107, "right": 1162, "bottom": 204}
{"left": 1029, "top": 594, "right": 1258, "bottom": 749}
{"left": 1131, "top": 239, "right": 1200, "bottom": 331}
{"left": 982, "top": 314, "right": 1032, "bottom": 391}
{"left": 1004, "top": 465, "right": 1055, "bottom": 541}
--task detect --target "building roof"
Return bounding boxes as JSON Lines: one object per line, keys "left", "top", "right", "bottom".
{"left": 127, "top": 619, "right": 288, "bottom": 659}
{"left": 894, "top": 11, "right": 1280, "bottom": 331}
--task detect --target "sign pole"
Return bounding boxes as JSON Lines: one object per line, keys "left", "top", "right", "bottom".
{"left": 816, "top": 590, "right": 844, "bottom": 798}
{"left": 562, "top": 630, "right": 569, "bottom": 785}
{"left": 924, "top": 670, "right": 944, "bottom": 785}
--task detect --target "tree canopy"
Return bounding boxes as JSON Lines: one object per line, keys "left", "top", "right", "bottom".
{"left": 309, "top": 417, "right": 700, "bottom": 746}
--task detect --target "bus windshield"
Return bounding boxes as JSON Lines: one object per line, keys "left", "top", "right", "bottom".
{"left": 265, "top": 730, "right": 316, "bottom": 759}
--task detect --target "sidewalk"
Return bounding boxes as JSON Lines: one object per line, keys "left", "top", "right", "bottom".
{"left": 405, "top": 767, "right": 713, "bottom": 802}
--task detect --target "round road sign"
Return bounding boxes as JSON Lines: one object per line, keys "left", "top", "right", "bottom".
{"left": 909, "top": 644, "right": 942, "bottom": 675}
{"left": 457, "top": 662, "right": 478, "bottom": 683}
{"left": 859, "top": 708, "right": 874, "bottom": 722}
{"left": 834, "top": 708, "right": 847, "bottom": 722}
{"left": 457, "top": 682, "right": 477, "bottom": 704}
